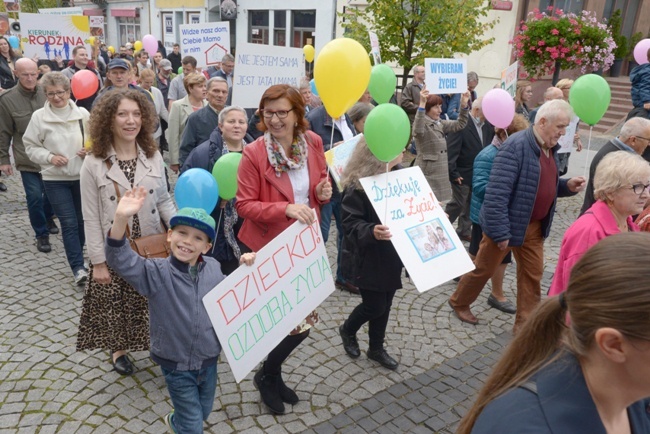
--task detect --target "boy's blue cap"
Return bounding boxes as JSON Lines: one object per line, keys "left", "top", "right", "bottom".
{"left": 170, "top": 208, "right": 216, "bottom": 242}
{"left": 108, "top": 58, "right": 130, "bottom": 70}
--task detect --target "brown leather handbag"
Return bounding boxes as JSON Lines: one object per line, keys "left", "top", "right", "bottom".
{"left": 106, "top": 160, "right": 171, "bottom": 259}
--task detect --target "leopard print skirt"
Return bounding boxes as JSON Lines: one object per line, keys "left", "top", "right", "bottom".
{"left": 76, "top": 262, "right": 150, "bottom": 352}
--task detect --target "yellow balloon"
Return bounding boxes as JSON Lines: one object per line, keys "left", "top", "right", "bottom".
{"left": 88, "top": 36, "right": 96, "bottom": 46}
{"left": 84, "top": 138, "right": 93, "bottom": 151}
{"left": 134, "top": 40, "right": 143, "bottom": 51}
{"left": 303, "top": 44, "right": 315, "bottom": 63}
{"left": 108, "top": 46, "right": 115, "bottom": 54}
{"left": 314, "top": 38, "right": 371, "bottom": 118}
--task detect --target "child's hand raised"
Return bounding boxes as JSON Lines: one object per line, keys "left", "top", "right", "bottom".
{"left": 239, "top": 252, "right": 256, "bottom": 266}
{"left": 116, "top": 187, "right": 148, "bottom": 219}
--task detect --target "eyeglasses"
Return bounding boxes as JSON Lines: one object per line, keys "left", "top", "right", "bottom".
{"left": 630, "top": 183, "right": 650, "bottom": 195}
{"left": 45, "top": 90, "right": 69, "bottom": 98}
{"left": 634, "top": 136, "right": 650, "bottom": 143}
{"left": 262, "top": 108, "right": 294, "bottom": 119}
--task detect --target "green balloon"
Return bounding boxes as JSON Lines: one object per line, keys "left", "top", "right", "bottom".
{"left": 569, "top": 74, "right": 611, "bottom": 126}
{"left": 211, "top": 153, "right": 243, "bottom": 200}
{"left": 368, "top": 64, "right": 396, "bottom": 104}
{"left": 364, "top": 103, "right": 410, "bottom": 162}
{"left": 178, "top": 66, "right": 184, "bottom": 75}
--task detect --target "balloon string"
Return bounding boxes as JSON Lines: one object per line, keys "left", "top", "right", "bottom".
{"left": 384, "top": 162, "right": 389, "bottom": 224}
{"left": 504, "top": 130, "right": 509, "bottom": 139}
{"left": 328, "top": 124, "right": 335, "bottom": 184}
{"left": 583, "top": 126, "right": 593, "bottom": 180}
{"left": 211, "top": 207, "right": 224, "bottom": 255}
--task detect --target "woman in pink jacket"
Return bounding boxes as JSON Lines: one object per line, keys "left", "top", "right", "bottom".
{"left": 549, "top": 151, "right": 650, "bottom": 296}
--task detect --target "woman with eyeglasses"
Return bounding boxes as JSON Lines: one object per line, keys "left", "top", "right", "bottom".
{"left": 236, "top": 84, "right": 331, "bottom": 415}
{"left": 24, "top": 72, "right": 90, "bottom": 285}
{"left": 548, "top": 151, "right": 650, "bottom": 296}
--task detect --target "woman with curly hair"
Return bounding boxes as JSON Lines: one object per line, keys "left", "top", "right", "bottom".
{"left": 76, "top": 89, "right": 176, "bottom": 375}
{"left": 338, "top": 138, "right": 404, "bottom": 371}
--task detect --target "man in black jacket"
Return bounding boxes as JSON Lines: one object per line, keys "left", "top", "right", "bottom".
{"left": 580, "top": 117, "right": 650, "bottom": 215}
{"left": 445, "top": 97, "right": 494, "bottom": 240}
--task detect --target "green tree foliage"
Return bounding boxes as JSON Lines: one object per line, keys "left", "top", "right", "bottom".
{"left": 0, "top": 0, "right": 60, "bottom": 14}
{"left": 340, "top": 0, "right": 498, "bottom": 88}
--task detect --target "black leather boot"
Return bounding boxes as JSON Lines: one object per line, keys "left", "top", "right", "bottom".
{"left": 277, "top": 373, "right": 299, "bottom": 405}
{"left": 339, "top": 323, "right": 360, "bottom": 358}
{"left": 254, "top": 368, "right": 285, "bottom": 414}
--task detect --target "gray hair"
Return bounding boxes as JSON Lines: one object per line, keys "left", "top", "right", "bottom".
{"left": 534, "top": 99, "right": 574, "bottom": 125}
{"left": 620, "top": 117, "right": 650, "bottom": 141}
{"left": 412, "top": 65, "right": 424, "bottom": 74}
{"left": 340, "top": 137, "right": 386, "bottom": 191}
{"left": 222, "top": 53, "right": 235, "bottom": 63}
{"left": 594, "top": 151, "right": 650, "bottom": 201}
{"left": 299, "top": 77, "right": 310, "bottom": 90}
{"left": 207, "top": 76, "right": 228, "bottom": 91}
{"left": 218, "top": 105, "right": 248, "bottom": 124}
{"left": 347, "top": 102, "right": 374, "bottom": 124}
{"left": 467, "top": 71, "right": 479, "bottom": 83}
{"left": 543, "top": 87, "right": 563, "bottom": 101}
{"left": 40, "top": 71, "right": 70, "bottom": 91}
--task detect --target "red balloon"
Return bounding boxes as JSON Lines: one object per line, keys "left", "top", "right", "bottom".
{"left": 70, "top": 70, "right": 99, "bottom": 100}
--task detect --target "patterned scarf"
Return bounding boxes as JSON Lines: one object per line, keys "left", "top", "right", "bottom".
{"left": 264, "top": 131, "right": 308, "bottom": 177}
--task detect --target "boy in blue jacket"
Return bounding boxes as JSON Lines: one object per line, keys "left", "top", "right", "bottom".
{"left": 105, "top": 186, "right": 255, "bottom": 433}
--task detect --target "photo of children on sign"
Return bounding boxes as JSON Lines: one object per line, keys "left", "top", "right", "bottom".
{"left": 406, "top": 219, "right": 456, "bottom": 262}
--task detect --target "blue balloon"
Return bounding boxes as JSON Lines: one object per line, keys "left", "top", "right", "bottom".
{"left": 310, "top": 78, "right": 319, "bottom": 97}
{"left": 7, "top": 36, "right": 19, "bottom": 49}
{"left": 174, "top": 168, "right": 219, "bottom": 214}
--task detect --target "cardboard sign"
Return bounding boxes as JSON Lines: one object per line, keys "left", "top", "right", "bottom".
{"left": 368, "top": 31, "right": 381, "bottom": 65}
{"left": 359, "top": 167, "right": 475, "bottom": 292}
{"left": 424, "top": 58, "right": 467, "bottom": 94}
{"left": 202, "top": 216, "right": 335, "bottom": 383}
{"left": 500, "top": 61, "right": 518, "bottom": 98}
{"left": 324, "top": 134, "right": 362, "bottom": 190}
{"left": 20, "top": 13, "right": 90, "bottom": 60}
{"left": 557, "top": 116, "right": 579, "bottom": 154}
{"left": 179, "top": 21, "right": 230, "bottom": 68}
{"left": 232, "top": 43, "right": 305, "bottom": 109}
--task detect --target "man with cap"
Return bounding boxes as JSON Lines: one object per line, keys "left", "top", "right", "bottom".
{"left": 94, "top": 58, "right": 154, "bottom": 107}
{"left": 105, "top": 186, "right": 256, "bottom": 434}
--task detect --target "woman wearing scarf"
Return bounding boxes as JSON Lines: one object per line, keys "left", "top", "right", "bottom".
{"left": 180, "top": 106, "right": 253, "bottom": 274}
{"left": 236, "top": 84, "right": 332, "bottom": 414}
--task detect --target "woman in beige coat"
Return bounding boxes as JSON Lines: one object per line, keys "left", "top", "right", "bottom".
{"left": 166, "top": 73, "right": 207, "bottom": 173}
{"left": 77, "top": 89, "right": 176, "bottom": 376}
{"left": 413, "top": 86, "right": 469, "bottom": 203}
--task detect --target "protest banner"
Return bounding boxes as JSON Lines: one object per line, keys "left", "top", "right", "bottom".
{"left": 232, "top": 43, "right": 304, "bottom": 109}
{"left": 19, "top": 13, "right": 90, "bottom": 60}
{"left": 324, "top": 134, "right": 363, "bottom": 190}
{"left": 359, "top": 166, "right": 474, "bottom": 292}
{"left": 202, "top": 215, "right": 335, "bottom": 383}
{"left": 500, "top": 60, "right": 518, "bottom": 98}
{"left": 89, "top": 16, "right": 104, "bottom": 39}
{"left": 368, "top": 31, "right": 381, "bottom": 65}
{"left": 424, "top": 58, "right": 467, "bottom": 94}
{"left": 179, "top": 21, "right": 230, "bottom": 68}
{"left": 557, "top": 116, "right": 579, "bottom": 154}
{"left": 4, "top": 1, "right": 19, "bottom": 12}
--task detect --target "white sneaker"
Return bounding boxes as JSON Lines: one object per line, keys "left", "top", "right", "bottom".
{"left": 74, "top": 268, "right": 88, "bottom": 285}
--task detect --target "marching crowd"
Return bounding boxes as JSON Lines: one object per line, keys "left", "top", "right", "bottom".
{"left": 2, "top": 35, "right": 650, "bottom": 433}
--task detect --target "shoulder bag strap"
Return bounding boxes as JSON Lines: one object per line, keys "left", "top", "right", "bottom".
{"left": 78, "top": 119, "right": 84, "bottom": 145}
{"left": 105, "top": 159, "right": 132, "bottom": 240}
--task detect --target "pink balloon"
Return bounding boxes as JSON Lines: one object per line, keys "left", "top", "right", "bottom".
{"left": 482, "top": 88, "right": 515, "bottom": 129}
{"left": 142, "top": 34, "right": 158, "bottom": 56}
{"left": 634, "top": 39, "right": 650, "bottom": 65}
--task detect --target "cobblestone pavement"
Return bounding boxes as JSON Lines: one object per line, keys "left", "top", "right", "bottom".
{"left": 0, "top": 130, "right": 609, "bottom": 433}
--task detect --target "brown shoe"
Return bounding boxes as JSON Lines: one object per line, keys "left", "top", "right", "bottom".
{"left": 448, "top": 299, "right": 478, "bottom": 325}
{"left": 336, "top": 279, "right": 360, "bottom": 295}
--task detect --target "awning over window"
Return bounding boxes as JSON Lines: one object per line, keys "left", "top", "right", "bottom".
{"left": 82, "top": 9, "right": 104, "bottom": 16}
{"left": 110, "top": 8, "right": 137, "bottom": 18}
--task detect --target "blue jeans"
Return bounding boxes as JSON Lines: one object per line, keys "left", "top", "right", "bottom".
{"left": 20, "top": 171, "right": 54, "bottom": 238}
{"left": 43, "top": 180, "right": 85, "bottom": 273}
{"left": 162, "top": 364, "right": 217, "bottom": 434}
{"left": 320, "top": 195, "right": 345, "bottom": 282}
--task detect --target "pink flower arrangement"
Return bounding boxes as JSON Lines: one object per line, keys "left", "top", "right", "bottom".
{"left": 510, "top": 7, "right": 616, "bottom": 78}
